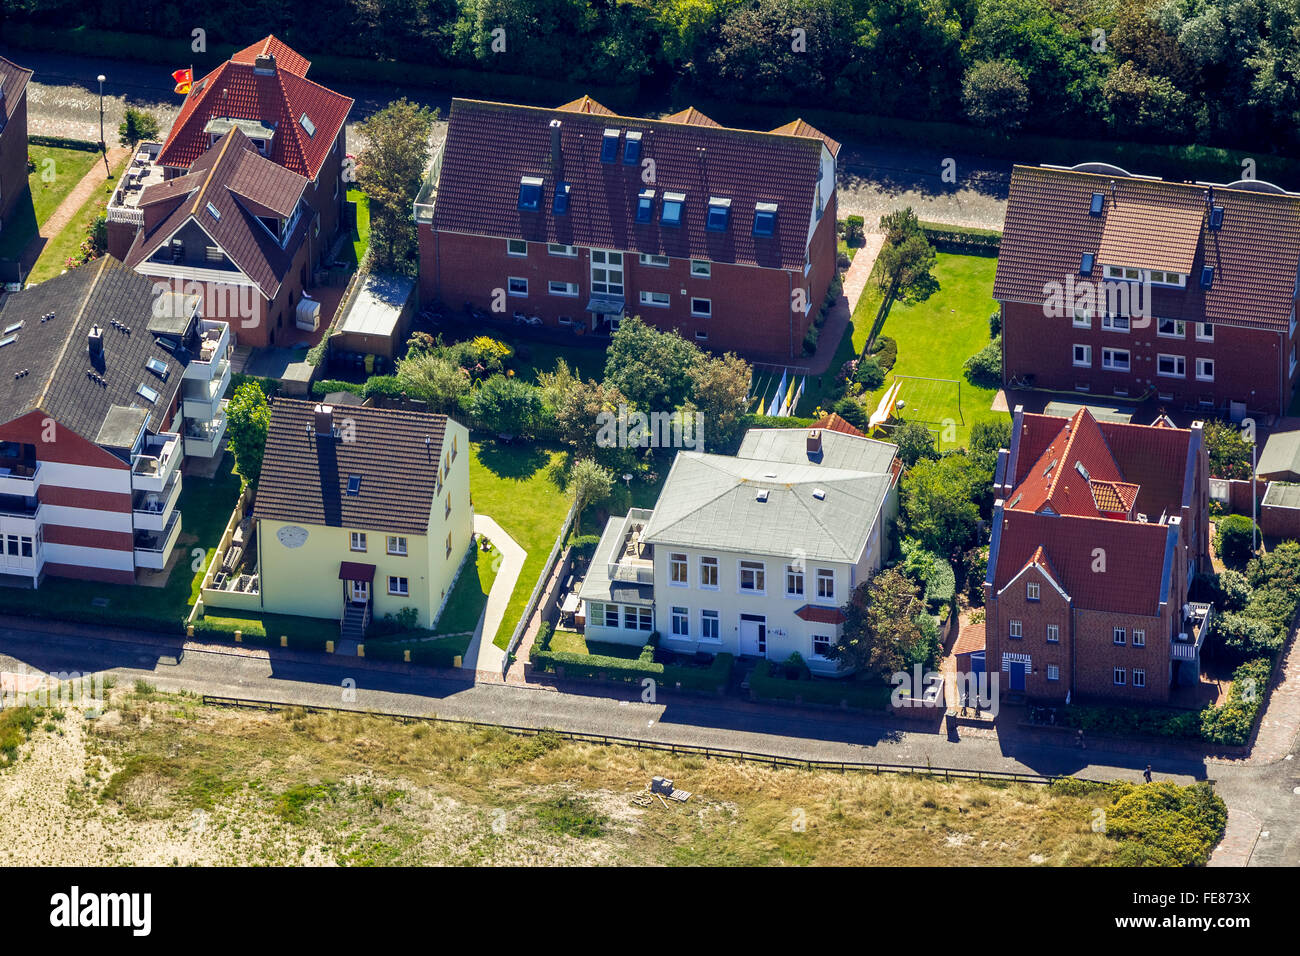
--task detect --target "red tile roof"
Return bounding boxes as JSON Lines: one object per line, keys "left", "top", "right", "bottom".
{"left": 811, "top": 412, "right": 865, "bottom": 437}
{"left": 794, "top": 604, "right": 846, "bottom": 625}
{"left": 1006, "top": 408, "right": 1124, "bottom": 518}
{"left": 156, "top": 36, "right": 351, "bottom": 181}
{"left": 662, "top": 106, "right": 721, "bottom": 127}
{"left": 769, "top": 118, "right": 841, "bottom": 158}
{"left": 994, "top": 164, "right": 1300, "bottom": 332}
{"left": 126, "top": 130, "right": 310, "bottom": 300}
{"left": 953, "top": 619, "right": 985, "bottom": 657}
{"left": 432, "top": 97, "right": 828, "bottom": 272}
{"left": 558, "top": 95, "right": 614, "bottom": 116}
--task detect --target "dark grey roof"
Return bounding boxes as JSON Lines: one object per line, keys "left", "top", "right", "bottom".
{"left": 253, "top": 399, "right": 452, "bottom": 536}
{"left": 0, "top": 257, "right": 195, "bottom": 441}
{"left": 95, "top": 406, "right": 150, "bottom": 450}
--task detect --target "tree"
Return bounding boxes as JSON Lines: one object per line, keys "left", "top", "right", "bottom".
{"left": 827, "top": 569, "right": 930, "bottom": 677}
{"left": 689, "top": 351, "right": 752, "bottom": 450}
{"left": 1215, "top": 514, "right": 1257, "bottom": 568}
{"left": 395, "top": 351, "right": 471, "bottom": 414}
{"left": 466, "top": 374, "right": 544, "bottom": 438}
{"left": 893, "top": 420, "right": 937, "bottom": 467}
{"left": 226, "top": 380, "right": 271, "bottom": 488}
{"left": 961, "top": 59, "right": 1030, "bottom": 132}
{"left": 877, "top": 209, "right": 937, "bottom": 294}
{"left": 603, "top": 316, "right": 704, "bottom": 411}
{"left": 901, "top": 453, "right": 984, "bottom": 554}
{"left": 356, "top": 99, "right": 437, "bottom": 273}
{"left": 539, "top": 360, "right": 630, "bottom": 464}
{"left": 118, "top": 107, "right": 161, "bottom": 148}
{"left": 1202, "top": 419, "right": 1252, "bottom": 480}
{"left": 569, "top": 457, "right": 615, "bottom": 533}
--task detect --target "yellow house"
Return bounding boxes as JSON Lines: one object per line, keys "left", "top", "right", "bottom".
{"left": 253, "top": 400, "right": 473, "bottom": 639}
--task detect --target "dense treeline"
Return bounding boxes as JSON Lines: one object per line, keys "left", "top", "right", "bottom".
{"left": 5, "top": 0, "right": 1300, "bottom": 152}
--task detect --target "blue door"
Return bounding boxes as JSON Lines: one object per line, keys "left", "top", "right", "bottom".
{"left": 1008, "top": 661, "right": 1026, "bottom": 691}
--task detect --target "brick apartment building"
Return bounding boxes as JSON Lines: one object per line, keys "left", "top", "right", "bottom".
{"left": 106, "top": 36, "right": 351, "bottom": 347}
{"left": 415, "top": 96, "right": 840, "bottom": 360}
{"left": 996, "top": 163, "right": 1300, "bottom": 416}
{"left": 983, "top": 406, "right": 1212, "bottom": 705}
{"left": 0, "top": 55, "right": 33, "bottom": 239}
{"left": 0, "top": 257, "right": 231, "bottom": 585}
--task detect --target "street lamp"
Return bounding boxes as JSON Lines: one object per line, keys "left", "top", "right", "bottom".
{"left": 96, "top": 74, "right": 108, "bottom": 174}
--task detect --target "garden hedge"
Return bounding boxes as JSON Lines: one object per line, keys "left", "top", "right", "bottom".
{"left": 749, "top": 660, "right": 891, "bottom": 710}
{"left": 530, "top": 648, "right": 733, "bottom": 693}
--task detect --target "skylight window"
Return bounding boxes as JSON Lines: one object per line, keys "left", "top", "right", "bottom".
{"left": 600, "top": 129, "right": 620, "bottom": 163}
{"left": 706, "top": 197, "right": 731, "bottom": 232}
{"left": 1209, "top": 205, "right": 1225, "bottom": 230}
{"left": 552, "top": 182, "right": 571, "bottom": 215}
{"left": 753, "top": 202, "right": 778, "bottom": 237}
{"left": 137, "top": 383, "right": 159, "bottom": 404}
{"left": 518, "top": 176, "right": 543, "bottom": 211}
{"left": 636, "top": 188, "right": 655, "bottom": 223}
{"left": 1200, "top": 266, "right": 1214, "bottom": 289}
{"left": 661, "top": 192, "right": 685, "bottom": 227}
{"left": 1080, "top": 252, "right": 1094, "bottom": 275}
{"left": 623, "top": 130, "right": 642, "bottom": 165}
{"left": 346, "top": 475, "right": 362, "bottom": 496}
{"left": 1089, "top": 192, "right": 1104, "bottom": 216}
{"left": 300, "top": 113, "right": 315, "bottom": 138}
{"left": 146, "top": 357, "right": 169, "bottom": 380}
{"left": 206, "top": 202, "right": 221, "bottom": 221}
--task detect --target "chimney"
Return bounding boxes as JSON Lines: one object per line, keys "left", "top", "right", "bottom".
{"left": 550, "top": 119, "right": 563, "bottom": 174}
{"left": 313, "top": 403, "right": 334, "bottom": 437}
{"left": 88, "top": 324, "right": 104, "bottom": 361}
{"left": 254, "top": 53, "right": 276, "bottom": 75}
{"left": 806, "top": 428, "right": 822, "bottom": 459}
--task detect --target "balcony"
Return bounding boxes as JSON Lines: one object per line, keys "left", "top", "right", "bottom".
{"left": 1171, "top": 602, "right": 1212, "bottom": 661}
{"left": 412, "top": 144, "right": 442, "bottom": 225}
{"left": 0, "top": 460, "right": 41, "bottom": 497}
{"left": 131, "top": 432, "right": 182, "bottom": 493}
{"left": 0, "top": 494, "right": 41, "bottom": 526}
{"left": 132, "top": 472, "right": 182, "bottom": 532}
{"left": 106, "top": 142, "right": 164, "bottom": 225}
{"left": 182, "top": 359, "right": 230, "bottom": 420}
{"left": 134, "top": 510, "right": 181, "bottom": 570}
{"left": 182, "top": 321, "right": 232, "bottom": 381}
{"left": 184, "top": 411, "right": 227, "bottom": 458}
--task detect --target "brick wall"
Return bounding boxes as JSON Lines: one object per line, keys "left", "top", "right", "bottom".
{"left": 1002, "top": 300, "right": 1293, "bottom": 415}
{"left": 985, "top": 563, "right": 1073, "bottom": 700}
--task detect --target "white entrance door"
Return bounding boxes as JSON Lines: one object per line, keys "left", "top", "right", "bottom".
{"left": 349, "top": 580, "right": 370, "bottom": 603}
{"left": 739, "top": 615, "right": 766, "bottom": 657}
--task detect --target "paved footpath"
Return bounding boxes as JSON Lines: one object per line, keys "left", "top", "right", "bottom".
{"left": 462, "top": 514, "right": 524, "bottom": 677}
{"left": 0, "top": 615, "right": 1295, "bottom": 864}
{"left": 19, "top": 145, "right": 130, "bottom": 274}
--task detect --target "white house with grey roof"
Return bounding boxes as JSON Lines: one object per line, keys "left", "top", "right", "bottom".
{"left": 578, "top": 427, "right": 899, "bottom": 674}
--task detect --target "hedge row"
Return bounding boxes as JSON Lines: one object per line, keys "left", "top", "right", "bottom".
{"left": 920, "top": 225, "right": 1001, "bottom": 255}
{"left": 191, "top": 617, "right": 330, "bottom": 653}
{"left": 29, "top": 134, "right": 101, "bottom": 152}
{"left": 365, "top": 641, "right": 462, "bottom": 669}
{"left": 311, "top": 379, "right": 365, "bottom": 398}
{"left": 530, "top": 648, "right": 733, "bottom": 693}
{"left": 749, "top": 660, "right": 892, "bottom": 710}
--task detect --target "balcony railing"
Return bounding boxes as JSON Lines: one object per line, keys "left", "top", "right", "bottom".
{"left": 0, "top": 460, "right": 41, "bottom": 497}
{"left": 134, "top": 511, "right": 181, "bottom": 569}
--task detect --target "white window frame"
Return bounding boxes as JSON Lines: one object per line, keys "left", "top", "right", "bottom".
{"left": 1114, "top": 667, "right": 1126, "bottom": 686}
{"left": 386, "top": 535, "right": 407, "bottom": 556}
{"left": 671, "top": 606, "right": 689, "bottom": 637}
{"left": 350, "top": 532, "right": 367, "bottom": 552}
{"left": 816, "top": 568, "right": 835, "bottom": 600}
{"left": 1073, "top": 344, "right": 1092, "bottom": 367}
{"left": 1133, "top": 629, "right": 1145, "bottom": 647}
{"left": 1157, "top": 354, "right": 1186, "bottom": 378}
{"left": 669, "top": 552, "right": 688, "bottom": 587}
{"left": 699, "top": 556, "right": 719, "bottom": 590}
{"left": 690, "top": 297, "right": 711, "bottom": 318}
{"left": 638, "top": 253, "right": 669, "bottom": 268}
{"left": 387, "top": 575, "right": 409, "bottom": 596}
{"left": 1196, "top": 358, "right": 1215, "bottom": 381}
{"left": 1102, "top": 348, "right": 1130, "bottom": 371}
{"left": 1047, "top": 665, "right": 1060, "bottom": 681}
{"left": 1113, "top": 627, "right": 1126, "bottom": 645}
{"left": 811, "top": 634, "right": 833, "bottom": 658}
{"left": 785, "top": 565, "right": 804, "bottom": 597}
{"left": 1046, "top": 624, "right": 1060, "bottom": 643}
{"left": 1009, "top": 620, "right": 1022, "bottom": 638}
{"left": 639, "top": 291, "right": 670, "bottom": 308}
{"left": 739, "top": 560, "right": 766, "bottom": 594}
{"left": 1101, "top": 313, "right": 1130, "bottom": 333}
{"left": 507, "top": 276, "right": 528, "bottom": 297}
{"left": 690, "top": 259, "right": 711, "bottom": 278}
{"left": 603, "top": 603, "right": 620, "bottom": 628}
{"left": 1072, "top": 310, "right": 1091, "bottom": 328}
{"left": 1196, "top": 322, "right": 1215, "bottom": 342}
{"left": 506, "top": 239, "right": 527, "bottom": 257}
{"left": 1157, "top": 318, "right": 1185, "bottom": 338}
{"left": 700, "top": 609, "right": 721, "bottom": 642}
{"left": 547, "top": 243, "right": 577, "bottom": 257}
{"left": 1133, "top": 669, "right": 1146, "bottom": 688}
{"left": 1026, "top": 582, "right": 1040, "bottom": 600}
{"left": 548, "top": 280, "right": 579, "bottom": 297}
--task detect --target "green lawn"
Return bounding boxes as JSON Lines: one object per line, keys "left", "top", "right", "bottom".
{"left": 345, "top": 188, "right": 369, "bottom": 267}
{"left": 549, "top": 629, "right": 645, "bottom": 659}
{"left": 26, "top": 150, "right": 129, "bottom": 285}
{"left": 0, "top": 146, "right": 100, "bottom": 261}
{"left": 470, "top": 441, "right": 574, "bottom": 649}
{"left": 854, "top": 253, "right": 1006, "bottom": 450}
{"left": 198, "top": 611, "right": 340, "bottom": 645}
{"left": 432, "top": 545, "right": 498, "bottom": 635}
{"left": 0, "top": 453, "right": 240, "bottom": 630}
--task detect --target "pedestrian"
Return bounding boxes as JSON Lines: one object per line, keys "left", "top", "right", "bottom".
{"left": 1143, "top": 765, "right": 1152, "bottom": 783}
{"left": 1076, "top": 728, "right": 1086, "bottom": 750}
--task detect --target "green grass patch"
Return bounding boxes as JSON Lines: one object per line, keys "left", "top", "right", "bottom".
{"left": 548, "top": 630, "right": 645, "bottom": 659}
{"left": 533, "top": 795, "right": 608, "bottom": 838}
{"left": 195, "top": 612, "right": 340, "bottom": 650}
{"left": 433, "top": 545, "right": 499, "bottom": 635}
{"left": 0, "top": 707, "right": 38, "bottom": 766}
{"left": 28, "top": 145, "right": 101, "bottom": 226}
{"left": 344, "top": 188, "right": 369, "bottom": 268}
{"left": 470, "top": 441, "right": 574, "bottom": 650}
{"left": 27, "top": 150, "right": 130, "bottom": 285}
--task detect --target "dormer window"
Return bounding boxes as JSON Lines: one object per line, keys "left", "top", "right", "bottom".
{"left": 518, "top": 176, "right": 543, "bottom": 211}
{"left": 706, "top": 197, "right": 731, "bottom": 232}
{"left": 636, "top": 188, "right": 655, "bottom": 223}
{"left": 552, "top": 181, "right": 570, "bottom": 215}
{"left": 600, "top": 129, "right": 620, "bottom": 163}
{"left": 661, "top": 192, "right": 685, "bottom": 227}
{"left": 753, "top": 202, "right": 777, "bottom": 236}
{"left": 623, "top": 131, "right": 642, "bottom": 165}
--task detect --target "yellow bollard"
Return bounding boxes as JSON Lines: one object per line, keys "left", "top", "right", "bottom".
{"left": 234, "top": 630, "right": 242, "bottom": 643}
{"left": 453, "top": 655, "right": 462, "bottom": 668}
{"left": 357, "top": 644, "right": 365, "bottom": 658}
{"left": 326, "top": 640, "right": 334, "bottom": 654}
{"left": 186, "top": 624, "right": 194, "bottom": 638}
{"left": 404, "top": 649, "right": 411, "bottom": 662}
{"left": 280, "top": 635, "right": 288, "bottom": 647}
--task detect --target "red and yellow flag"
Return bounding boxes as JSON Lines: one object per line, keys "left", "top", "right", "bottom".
{"left": 172, "top": 68, "right": 193, "bottom": 95}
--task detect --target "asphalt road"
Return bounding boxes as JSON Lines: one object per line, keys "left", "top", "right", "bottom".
{"left": 0, "top": 45, "right": 1010, "bottom": 231}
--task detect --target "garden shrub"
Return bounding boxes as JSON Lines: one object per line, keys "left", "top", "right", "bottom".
{"left": 1106, "top": 782, "right": 1227, "bottom": 867}
{"left": 870, "top": 335, "right": 898, "bottom": 372}
{"left": 963, "top": 335, "right": 1002, "bottom": 387}
{"left": 311, "top": 379, "right": 365, "bottom": 398}
{"left": 924, "top": 557, "right": 956, "bottom": 607}
{"left": 854, "top": 356, "right": 885, "bottom": 390}
{"left": 1214, "top": 514, "right": 1256, "bottom": 568}
{"left": 1199, "top": 658, "right": 1272, "bottom": 746}
{"left": 749, "top": 660, "right": 891, "bottom": 710}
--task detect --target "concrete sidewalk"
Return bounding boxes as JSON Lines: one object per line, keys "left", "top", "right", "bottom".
{"left": 462, "top": 514, "right": 525, "bottom": 677}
